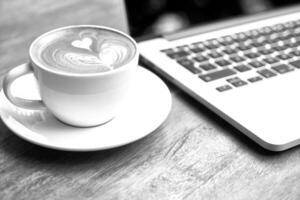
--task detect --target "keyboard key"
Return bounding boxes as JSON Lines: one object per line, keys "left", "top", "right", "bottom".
{"left": 189, "top": 46, "right": 205, "bottom": 53}
{"left": 266, "top": 33, "right": 280, "bottom": 43}
{"left": 215, "top": 59, "right": 231, "bottom": 67}
{"left": 294, "top": 36, "right": 300, "bottom": 43}
{"left": 258, "top": 48, "right": 274, "bottom": 55}
{"left": 272, "top": 23, "right": 285, "bottom": 32}
{"left": 257, "top": 69, "right": 277, "bottom": 78}
{"left": 199, "top": 68, "right": 236, "bottom": 82}
{"left": 258, "top": 26, "right": 273, "bottom": 35}
{"left": 245, "top": 29, "right": 260, "bottom": 39}
{"left": 248, "top": 76, "right": 263, "bottom": 83}
{"left": 194, "top": 55, "right": 208, "bottom": 62}
{"left": 230, "top": 55, "right": 245, "bottom": 62}
{"left": 279, "top": 31, "right": 293, "bottom": 40}
{"left": 160, "top": 48, "right": 173, "bottom": 53}
{"left": 219, "top": 35, "right": 234, "bottom": 46}
{"left": 282, "top": 38, "right": 294, "bottom": 45}
{"left": 251, "top": 41, "right": 265, "bottom": 48}
{"left": 285, "top": 42, "right": 298, "bottom": 48}
{"left": 223, "top": 48, "right": 237, "bottom": 54}
{"left": 226, "top": 77, "right": 247, "bottom": 87}
{"left": 276, "top": 54, "right": 292, "bottom": 60}
{"left": 226, "top": 77, "right": 241, "bottom": 83}
{"left": 199, "top": 63, "right": 217, "bottom": 71}
{"left": 283, "top": 21, "right": 296, "bottom": 29}
{"left": 234, "top": 65, "right": 251, "bottom": 72}
{"left": 249, "top": 61, "right": 264, "bottom": 68}
{"left": 237, "top": 43, "right": 252, "bottom": 51}
{"left": 177, "top": 59, "right": 201, "bottom": 74}
{"left": 208, "top": 51, "right": 223, "bottom": 58}
{"left": 166, "top": 51, "right": 189, "bottom": 59}
{"left": 263, "top": 57, "right": 280, "bottom": 64}
{"left": 244, "top": 52, "right": 260, "bottom": 59}
{"left": 256, "top": 36, "right": 268, "bottom": 43}
{"left": 192, "top": 41, "right": 205, "bottom": 47}
{"left": 251, "top": 37, "right": 267, "bottom": 47}
{"left": 231, "top": 80, "right": 248, "bottom": 87}
{"left": 272, "top": 45, "right": 287, "bottom": 51}
{"left": 289, "top": 60, "right": 300, "bottom": 68}
{"left": 290, "top": 50, "right": 300, "bottom": 57}
{"left": 295, "top": 20, "right": 300, "bottom": 26}
{"left": 216, "top": 85, "right": 232, "bottom": 92}
{"left": 271, "top": 64, "right": 294, "bottom": 74}
{"left": 233, "top": 32, "right": 248, "bottom": 42}
{"left": 292, "top": 27, "right": 300, "bottom": 36}
{"left": 204, "top": 39, "right": 219, "bottom": 49}
{"left": 176, "top": 45, "right": 189, "bottom": 50}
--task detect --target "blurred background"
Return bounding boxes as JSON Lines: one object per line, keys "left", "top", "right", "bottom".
{"left": 125, "top": 0, "right": 299, "bottom": 37}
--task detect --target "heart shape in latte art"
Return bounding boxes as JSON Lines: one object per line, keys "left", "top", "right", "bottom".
{"left": 71, "top": 37, "right": 92, "bottom": 50}
{"left": 46, "top": 36, "right": 131, "bottom": 73}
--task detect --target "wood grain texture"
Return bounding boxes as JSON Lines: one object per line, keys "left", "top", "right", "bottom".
{"left": 1, "top": 0, "right": 300, "bottom": 199}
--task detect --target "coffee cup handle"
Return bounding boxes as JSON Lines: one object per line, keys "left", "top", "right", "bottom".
{"left": 2, "top": 63, "right": 45, "bottom": 110}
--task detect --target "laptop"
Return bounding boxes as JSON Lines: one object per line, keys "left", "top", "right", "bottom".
{"left": 131, "top": 3, "right": 300, "bottom": 151}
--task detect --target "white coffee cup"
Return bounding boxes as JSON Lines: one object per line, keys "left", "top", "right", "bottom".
{"left": 2, "top": 25, "right": 139, "bottom": 127}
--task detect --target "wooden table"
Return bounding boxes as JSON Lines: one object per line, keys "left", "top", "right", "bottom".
{"left": 0, "top": 1, "right": 300, "bottom": 199}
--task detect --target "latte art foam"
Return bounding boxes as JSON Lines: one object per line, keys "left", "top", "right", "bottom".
{"left": 33, "top": 27, "right": 135, "bottom": 74}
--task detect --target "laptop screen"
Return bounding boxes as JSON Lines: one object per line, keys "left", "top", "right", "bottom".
{"left": 125, "top": 0, "right": 299, "bottom": 38}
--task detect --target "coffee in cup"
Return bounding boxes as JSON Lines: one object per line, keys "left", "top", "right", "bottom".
{"left": 33, "top": 27, "right": 136, "bottom": 74}
{"left": 3, "top": 25, "right": 139, "bottom": 127}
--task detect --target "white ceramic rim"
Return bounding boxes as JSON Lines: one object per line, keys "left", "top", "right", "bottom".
{"left": 29, "top": 25, "right": 138, "bottom": 77}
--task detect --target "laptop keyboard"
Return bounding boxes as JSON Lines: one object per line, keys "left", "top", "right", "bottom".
{"left": 160, "top": 19, "right": 300, "bottom": 92}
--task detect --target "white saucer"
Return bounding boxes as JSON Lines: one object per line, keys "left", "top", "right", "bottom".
{"left": 0, "top": 67, "right": 172, "bottom": 151}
